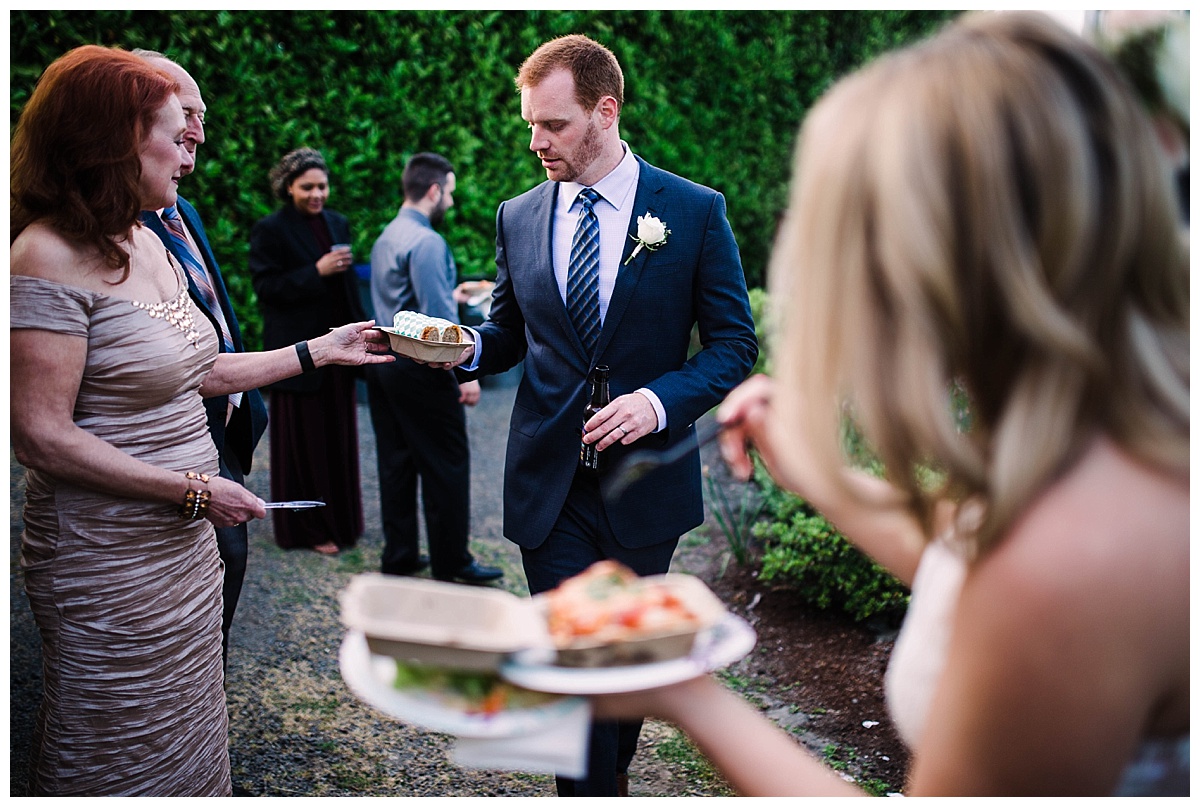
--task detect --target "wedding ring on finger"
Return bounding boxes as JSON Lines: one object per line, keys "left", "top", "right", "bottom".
{"left": 617, "top": 425, "right": 629, "bottom": 438}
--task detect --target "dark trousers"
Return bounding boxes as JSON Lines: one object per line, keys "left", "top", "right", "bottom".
{"left": 521, "top": 470, "right": 679, "bottom": 797}
{"left": 214, "top": 450, "right": 248, "bottom": 670}
{"left": 366, "top": 361, "right": 472, "bottom": 579}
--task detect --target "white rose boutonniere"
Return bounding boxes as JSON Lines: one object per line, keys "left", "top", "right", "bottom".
{"left": 625, "top": 214, "right": 670, "bottom": 265}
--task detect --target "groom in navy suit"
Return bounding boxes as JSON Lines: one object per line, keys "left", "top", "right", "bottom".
{"left": 136, "top": 52, "right": 268, "bottom": 670}
{"left": 450, "top": 34, "right": 757, "bottom": 796}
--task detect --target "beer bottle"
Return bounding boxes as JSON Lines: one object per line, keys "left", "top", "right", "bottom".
{"left": 579, "top": 365, "right": 611, "bottom": 471}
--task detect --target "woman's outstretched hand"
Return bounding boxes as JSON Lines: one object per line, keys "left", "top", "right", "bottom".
{"left": 590, "top": 676, "right": 711, "bottom": 723}
{"left": 311, "top": 321, "right": 395, "bottom": 368}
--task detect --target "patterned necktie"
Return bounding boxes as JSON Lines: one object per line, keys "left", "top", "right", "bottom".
{"left": 566, "top": 188, "right": 601, "bottom": 355}
{"left": 161, "top": 205, "right": 235, "bottom": 353}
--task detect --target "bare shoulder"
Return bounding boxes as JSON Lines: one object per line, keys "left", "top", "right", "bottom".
{"left": 11, "top": 222, "right": 101, "bottom": 285}
{"left": 909, "top": 439, "right": 1188, "bottom": 793}
{"left": 978, "top": 437, "right": 1187, "bottom": 614}
{"left": 959, "top": 436, "right": 1188, "bottom": 729}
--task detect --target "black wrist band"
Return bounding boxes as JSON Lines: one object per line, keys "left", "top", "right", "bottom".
{"left": 295, "top": 341, "right": 316, "bottom": 373}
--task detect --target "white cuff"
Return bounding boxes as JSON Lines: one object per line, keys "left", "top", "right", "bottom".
{"left": 460, "top": 327, "right": 482, "bottom": 371}
{"left": 635, "top": 388, "right": 667, "bottom": 433}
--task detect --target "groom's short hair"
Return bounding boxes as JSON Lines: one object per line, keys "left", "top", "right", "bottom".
{"left": 516, "top": 34, "right": 624, "bottom": 114}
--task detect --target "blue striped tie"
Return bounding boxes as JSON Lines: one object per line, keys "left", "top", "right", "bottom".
{"left": 566, "top": 188, "right": 601, "bottom": 355}
{"left": 161, "top": 205, "right": 235, "bottom": 353}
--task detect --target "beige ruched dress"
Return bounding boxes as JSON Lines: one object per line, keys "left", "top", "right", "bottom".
{"left": 12, "top": 266, "right": 231, "bottom": 796}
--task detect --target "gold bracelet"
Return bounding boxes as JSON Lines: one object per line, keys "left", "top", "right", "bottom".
{"left": 180, "top": 471, "right": 212, "bottom": 520}
{"left": 179, "top": 488, "right": 212, "bottom": 520}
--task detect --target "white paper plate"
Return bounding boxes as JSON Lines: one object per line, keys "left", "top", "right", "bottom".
{"left": 498, "top": 613, "right": 757, "bottom": 695}
{"left": 339, "top": 630, "right": 583, "bottom": 739}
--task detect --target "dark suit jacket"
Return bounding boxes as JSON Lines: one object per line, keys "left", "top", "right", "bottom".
{"left": 248, "top": 205, "right": 366, "bottom": 394}
{"left": 141, "top": 198, "right": 268, "bottom": 475}
{"left": 464, "top": 155, "right": 758, "bottom": 550}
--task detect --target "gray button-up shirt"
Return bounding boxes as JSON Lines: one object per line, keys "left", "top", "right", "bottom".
{"left": 369, "top": 207, "right": 458, "bottom": 325}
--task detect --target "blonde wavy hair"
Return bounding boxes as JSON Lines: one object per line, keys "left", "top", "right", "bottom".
{"left": 769, "top": 11, "right": 1189, "bottom": 556}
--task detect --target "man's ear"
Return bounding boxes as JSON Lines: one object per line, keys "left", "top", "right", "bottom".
{"left": 595, "top": 95, "right": 620, "bottom": 130}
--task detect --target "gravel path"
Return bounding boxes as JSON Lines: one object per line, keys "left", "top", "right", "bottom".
{"left": 9, "top": 372, "right": 734, "bottom": 797}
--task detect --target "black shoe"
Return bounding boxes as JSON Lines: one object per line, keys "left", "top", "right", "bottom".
{"left": 435, "top": 560, "right": 504, "bottom": 585}
{"left": 383, "top": 555, "right": 429, "bottom": 576}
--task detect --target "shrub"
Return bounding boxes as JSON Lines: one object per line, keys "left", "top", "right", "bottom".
{"left": 11, "top": 10, "right": 958, "bottom": 351}
{"left": 754, "top": 490, "right": 910, "bottom": 624}
{"left": 747, "top": 286, "right": 774, "bottom": 377}
{"left": 702, "top": 465, "right": 764, "bottom": 567}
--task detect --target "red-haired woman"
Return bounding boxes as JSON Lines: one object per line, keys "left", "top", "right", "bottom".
{"left": 10, "top": 45, "right": 392, "bottom": 796}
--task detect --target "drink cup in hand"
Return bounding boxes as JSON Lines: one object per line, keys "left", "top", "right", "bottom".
{"left": 330, "top": 244, "right": 352, "bottom": 273}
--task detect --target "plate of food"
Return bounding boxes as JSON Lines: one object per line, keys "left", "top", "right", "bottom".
{"left": 499, "top": 611, "right": 756, "bottom": 695}
{"left": 340, "top": 630, "right": 584, "bottom": 739}
{"left": 497, "top": 560, "right": 757, "bottom": 693}
{"left": 376, "top": 311, "right": 472, "bottom": 363}
{"left": 458, "top": 279, "right": 495, "bottom": 308}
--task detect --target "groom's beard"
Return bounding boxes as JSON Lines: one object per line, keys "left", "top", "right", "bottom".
{"left": 546, "top": 118, "right": 603, "bottom": 184}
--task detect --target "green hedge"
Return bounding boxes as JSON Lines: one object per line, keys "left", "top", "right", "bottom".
{"left": 753, "top": 481, "right": 912, "bottom": 624}
{"left": 11, "top": 10, "right": 957, "bottom": 350}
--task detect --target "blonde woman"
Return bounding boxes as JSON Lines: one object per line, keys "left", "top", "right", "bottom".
{"left": 593, "top": 11, "right": 1188, "bottom": 796}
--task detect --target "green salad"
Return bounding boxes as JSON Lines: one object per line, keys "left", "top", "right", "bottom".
{"left": 392, "top": 662, "right": 557, "bottom": 715}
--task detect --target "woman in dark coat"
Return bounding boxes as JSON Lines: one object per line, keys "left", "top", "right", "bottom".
{"left": 250, "top": 148, "right": 367, "bottom": 554}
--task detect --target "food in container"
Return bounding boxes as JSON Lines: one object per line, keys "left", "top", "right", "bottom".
{"left": 539, "top": 560, "right": 728, "bottom": 667}
{"left": 391, "top": 310, "right": 462, "bottom": 343}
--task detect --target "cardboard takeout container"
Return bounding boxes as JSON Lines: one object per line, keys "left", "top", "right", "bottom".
{"left": 340, "top": 570, "right": 730, "bottom": 672}
{"left": 539, "top": 573, "right": 729, "bottom": 668}
{"left": 375, "top": 327, "right": 471, "bottom": 363}
{"left": 339, "top": 574, "right": 552, "bottom": 671}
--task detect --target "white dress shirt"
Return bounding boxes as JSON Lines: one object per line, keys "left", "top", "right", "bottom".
{"left": 552, "top": 144, "right": 640, "bottom": 324}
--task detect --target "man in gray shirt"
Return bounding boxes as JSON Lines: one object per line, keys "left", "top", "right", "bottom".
{"left": 366, "top": 152, "right": 502, "bottom": 584}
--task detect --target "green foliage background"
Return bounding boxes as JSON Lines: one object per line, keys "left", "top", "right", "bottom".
{"left": 11, "top": 10, "right": 957, "bottom": 351}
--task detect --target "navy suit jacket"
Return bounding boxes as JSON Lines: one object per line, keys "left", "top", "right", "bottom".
{"left": 465, "top": 156, "right": 758, "bottom": 550}
{"left": 141, "top": 198, "right": 268, "bottom": 475}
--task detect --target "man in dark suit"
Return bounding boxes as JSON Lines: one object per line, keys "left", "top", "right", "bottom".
{"left": 136, "top": 51, "right": 268, "bottom": 668}
{"left": 450, "top": 34, "right": 758, "bottom": 796}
